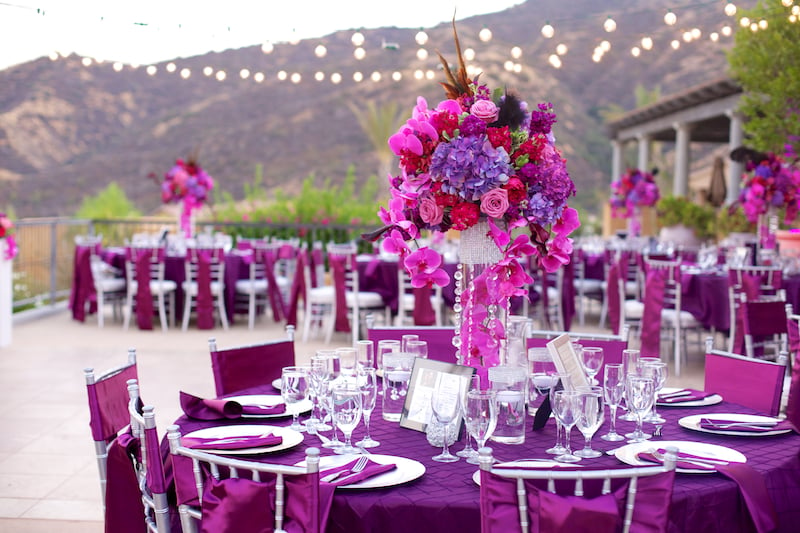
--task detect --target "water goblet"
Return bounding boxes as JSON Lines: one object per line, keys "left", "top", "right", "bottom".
{"left": 642, "top": 361, "right": 667, "bottom": 424}
{"left": 601, "top": 364, "right": 625, "bottom": 442}
{"left": 430, "top": 376, "right": 461, "bottom": 463}
{"left": 401, "top": 334, "right": 419, "bottom": 353}
{"left": 356, "top": 367, "right": 380, "bottom": 448}
{"left": 545, "top": 373, "right": 571, "bottom": 455}
{"left": 336, "top": 346, "right": 358, "bottom": 379}
{"left": 620, "top": 349, "right": 641, "bottom": 421}
{"left": 552, "top": 389, "right": 581, "bottom": 463}
{"left": 528, "top": 372, "right": 557, "bottom": 416}
{"left": 626, "top": 375, "right": 655, "bottom": 443}
{"left": 355, "top": 339, "right": 374, "bottom": 369}
{"left": 464, "top": 388, "right": 497, "bottom": 465}
{"left": 457, "top": 374, "right": 481, "bottom": 459}
{"left": 376, "top": 339, "right": 400, "bottom": 374}
{"left": 575, "top": 386, "right": 604, "bottom": 458}
{"left": 281, "top": 366, "right": 309, "bottom": 432}
{"left": 406, "top": 339, "right": 429, "bottom": 360}
{"left": 331, "top": 383, "right": 362, "bottom": 454}
{"left": 305, "top": 358, "right": 328, "bottom": 433}
{"left": 581, "top": 346, "right": 604, "bottom": 386}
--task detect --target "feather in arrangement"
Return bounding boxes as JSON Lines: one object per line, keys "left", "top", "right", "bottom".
{"left": 436, "top": 15, "right": 473, "bottom": 99}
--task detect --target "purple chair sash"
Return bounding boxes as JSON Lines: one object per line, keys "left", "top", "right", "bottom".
{"left": 87, "top": 364, "right": 138, "bottom": 442}
{"left": 640, "top": 268, "right": 666, "bottom": 358}
{"left": 285, "top": 250, "right": 308, "bottom": 328}
{"left": 261, "top": 248, "right": 286, "bottom": 323}
{"left": 104, "top": 432, "right": 146, "bottom": 533}
{"left": 309, "top": 248, "right": 324, "bottom": 289}
{"left": 786, "top": 350, "right": 800, "bottom": 432}
{"left": 730, "top": 270, "right": 783, "bottom": 353}
{"left": 210, "top": 340, "right": 295, "bottom": 396}
{"left": 195, "top": 249, "right": 215, "bottom": 330}
{"left": 133, "top": 249, "right": 155, "bottom": 330}
{"left": 562, "top": 260, "right": 576, "bottom": 331}
{"left": 69, "top": 246, "right": 97, "bottom": 322}
{"left": 329, "top": 255, "right": 351, "bottom": 333}
{"left": 607, "top": 263, "right": 621, "bottom": 335}
{"left": 704, "top": 352, "right": 784, "bottom": 416}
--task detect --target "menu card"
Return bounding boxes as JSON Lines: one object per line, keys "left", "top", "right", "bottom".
{"left": 546, "top": 333, "right": 589, "bottom": 390}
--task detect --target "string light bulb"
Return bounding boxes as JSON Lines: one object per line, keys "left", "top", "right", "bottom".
{"left": 511, "top": 46, "right": 522, "bottom": 59}
{"left": 166, "top": 62, "right": 176, "bottom": 73}
{"left": 277, "top": 70, "right": 287, "bottom": 81}
{"left": 112, "top": 62, "right": 123, "bottom": 72}
{"left": 261, "top": 41, "right": 274, "bottom": 54}
{"left": 353, "top": 72, "right": 363, "bottom": 82}
{"left": 794, "top": 5, "right": 800, "bottom": 15}
{"left": 479, "top": 26, "right": 492, "bottom": 42}
{"left": 351, "top": 31, "right": 365, "bottom": 46}
{"left": 291, "top": 72, "right": 301, "bottom": 83}
{"left": 254, "top": 72, "right": 265, "bottom": 83}
{"left": 215, "top": 70, "right": 226, "bottom": 81}
{"left": 239, "top": 68, "right": 250, "bottom": 79}
{"left": 464, "top": 48, "right": 476, "bottom": 61}
{"left": 314, "top": 44, "right": 327, "bottom": 58}
{"left": 724, "top": 3, "right": 737, "bottom": 16}
{"left": 371, "top": 71, "right": 381, "bottom": 82}
{"left": 203, "top": 66, "right": 213, "bottom": 76}
{"left": 548, "top": 54, "right": 562, "bottom": 68}
{"left": 146, "top": 65, "right": 158, "bottom": 76}
{"left": 600, "top": 40, "right": 611, "bottom": 52}
{"left": 782, "top": 0, "right": 793, "bottom": 6}
{"left": 750, "top": 22, "right": 758, "bottom": 31}
{"left": 758, "top": 19, "right": 768, "bottom": 29}
{"left": 504, "top": 60, "right": 514, "bottom": 71}
{"left": 415, "top": 28, "right": 428, "bottom": 45}
{"left": 425, "top": 70, "right": 435, "bottom": 80}
{"left": 315, "top": 71, "right": 325, "bottom": 81}
{"left": 721, "top": 25, "right": 732, "bottom": 36}
{"left": 740, "top": 16, "right": 751, "bottom": 27}
{"left": 414, "top": 69, "right": 424, "bottom": 80}
{"left": 683, "top": 30, "right": 693, "bottom": 42}
{"left": 710, "top": 32, "right": 720, "bottom": 42}
{"left": 331, "top": 72, "right": 342, "bottom": 84}
{"left": 82, "top": 57, "right": 93, "bottom": 67}
{"left": 641, "top": 37, "right": 653, "bottom": 50}
{"left": 671, "top": 39, "right": 680, "bottom": 49}
{"left": 603, "top": 16, "right": 617, "bottom": 33}
{"left": 556, "top": 43, "right": 568, "bottom": 55}
{"left": 631, "top": 46, "right": 641, "bottom": 57}
{"left": 392, "top": 71, "right": 402, "bottom": 81}
{"left": 354, "top": 47, "right": 366, "bottom": 60}
{"left": 416, "top": 48, "right": 428, "bottom": 60}
{"left": 691, "top": 28, "right": 701, "bottom": 39}
{"left": 541, "top": 21, "right": 555, "bottom": 38}
{"left": 664, "top": 9, "right": 677, "bottom": 26}
{"left": 180, "top": 68, "right": 191, "bottom": 79}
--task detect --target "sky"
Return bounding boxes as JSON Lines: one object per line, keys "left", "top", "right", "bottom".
{"left": 0, "top": 0, "right": 524, "bottom": 70}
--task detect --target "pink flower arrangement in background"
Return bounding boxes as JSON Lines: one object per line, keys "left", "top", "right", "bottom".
{"left": 609, "top": 168, "right": 660, "bottom": 218}
{"left": 0, "top": 213, "right": 18, "bottom": 260}
{"left": 158, "top": 158, "right": 214, "bottom": 237}
{"left": 738, "top": 145, "right": 800, "bottom": 224}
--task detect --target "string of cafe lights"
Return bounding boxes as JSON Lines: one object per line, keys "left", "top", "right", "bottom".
{"left": 6, "top": 1, "right": 798, "bottom": 85}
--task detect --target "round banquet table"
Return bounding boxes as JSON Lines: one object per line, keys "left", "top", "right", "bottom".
{"left": 167, "top": 385, "right": 800, "bottom": 533}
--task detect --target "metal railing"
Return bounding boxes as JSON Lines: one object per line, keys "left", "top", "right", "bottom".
{"left": 9, "top": 217, "right": 378, "bottom": 313}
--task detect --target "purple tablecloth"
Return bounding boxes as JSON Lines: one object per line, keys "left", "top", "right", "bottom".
{"left": 166, "top": 387, "right": 800, "bottom": 533}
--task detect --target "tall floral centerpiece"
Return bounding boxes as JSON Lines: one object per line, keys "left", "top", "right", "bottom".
{"left": 160, "top": 158, "right": 214, "bottom": 238}
{"left": 0, "top": 212, "right": 17, "bottom": 347}
{"left": 609, "top": 168, "right": 660, "bottom": 237}
{"left": 366, "top": 22, "right": 579, "bottom": 384}
{"left": 737, "top": 145, "right": 800, "bottom": 251}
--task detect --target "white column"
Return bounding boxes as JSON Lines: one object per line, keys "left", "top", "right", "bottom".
{"left": 0, "top": 241, "right": 11, "bottom": 348}
{"left": 727, "top": 110, "right": 745, "bottom": 205}
{"left": 673, "top": 122, "right": 692, "bottom": 197}
{"left": 611, "top": 139, "right": 623, "bottom": 182}
{"left": 637, "top": 133, "right": 651, "bottom": 172}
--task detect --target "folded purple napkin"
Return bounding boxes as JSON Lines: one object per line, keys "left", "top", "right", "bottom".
{"left": 698, "top": 417, "right": 793, "bottom": 433}
{"left": 180, "top": 391, "right": 287, "bottom": 420}
{"left": 658, "top": 389, "right": 714, "bottom": 404}
{"left": 320, "top": 458, "right": 397, "bottom": 487}
{"left": 182, "top": 433, "right": 283, "bottom": 450}
{"left": 636, "top": 450, "right": 724, "bottom": 471}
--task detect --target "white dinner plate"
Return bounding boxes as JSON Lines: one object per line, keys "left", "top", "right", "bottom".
{"left": 471, "top": 460, "right": 581, "bottom": 486}
{"left": 272, "top": 378, "right": 282, "bottom": 390}
{"left": 297, "top": 454, "right": 425, "bottom": 490}
{"left": 656, "top": 387, "right": 723, "bottom": 407}
{"left": 678, "top": 413, "right": 792, "bottom": 437}
{"left": 614, "top": 440, "right": 746, "bottom": 474}
{"left": 224, "top": 394, "right": 312, "bottom": 419}
{"left": 182, "top": 424, "right": 303, "bottom": 455}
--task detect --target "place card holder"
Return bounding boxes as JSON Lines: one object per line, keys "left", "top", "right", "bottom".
{"left": 546, "top": 333, "right": 590, "bottom": 391}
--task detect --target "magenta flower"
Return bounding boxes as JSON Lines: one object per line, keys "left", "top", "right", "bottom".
{"left": 404, "top": 247, "right": 449, "bottom": 288}
{"left": 382, "top": 229, "right": 411, "bottom": 257}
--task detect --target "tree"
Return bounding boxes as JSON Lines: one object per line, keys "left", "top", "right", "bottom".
{"left": 348, "top": 100, "right": 407, "bottom": 184}
{"left": 75, "top": 183, "right": 141, "bottom": 219}
{"left": 728, "top": 1, "right": 800, "bottom": 153}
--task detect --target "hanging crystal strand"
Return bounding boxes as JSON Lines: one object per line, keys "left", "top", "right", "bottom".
{"left": 452, "top": 266, "right": 464, "bottom": 364}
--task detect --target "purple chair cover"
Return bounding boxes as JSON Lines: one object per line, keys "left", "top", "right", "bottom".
{"left": 412, "top": 286, "right": 436, "bottom": 326}
{"left": 607, "top": 262, "right": 622, "bottom": 335}
{"left": 87, "top": 364, "right": 139, "bottom": 442}
{"left": 104, "top": 431, "right": 146, "bottom": 533}
{"left": 285, "top": 250, "right": 308, "bottom": 328}
{"left": 730, "top": 270, "right": 783, "bottom": 353}
{"left": 309, "top": 248, "right": 324, "bottom": 289}
{"left": 261, "top": 247, "right": 286, "bottom": 323}
{"left": 144, "top": 424, "right": 168, "bottom": 495}
{"left": 704, "top": 352, "right": 785, "bottom": 416}
{"left": 479, "top": 468, "right": 675, "bottom": 533}
{"left": 131, "top": 248, "right": 156, "bottom": 330}
{"left": 786, "top": 351, "right": 800, "bottom": 432}
{"left": 640, "top": 268, "right": 666, "bottom": 358}
{"left": 210, "top": 340, "right": 295, "bottom": 396}
{"left": 329, "top": 255, "right": 351, "bottom": 333}
{"left": 367, "top": 327, "right": 457, "bottom": 363}
{"left": 195, "top": 249, "right": 215, "bottom": 330}
{"left": 69, "top": 246, "right": 99, "bottom": 322}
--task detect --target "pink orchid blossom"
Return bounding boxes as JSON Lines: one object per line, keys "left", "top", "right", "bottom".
{"left": 404, "top": 247, "right": 449, "bottom": 287}
{"left": 540, "top": 234, "right": 573, "bottom": 272}
{"left": 552, "top": 207, "right": 580, "bottom": 236}
{"left": 436, "top": 99, "right": 463, "bottom": 115}
{"left": 382, "top": 230, "right": 411, "bottom": 257}
{"left": 487, "top": 218, "right": 510, "bottom": 248}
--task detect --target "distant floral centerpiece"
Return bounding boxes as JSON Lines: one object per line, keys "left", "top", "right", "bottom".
{"left": 738, "top": 145, "right": 800, "bottom": 225}
{"left": 0, "top": 213, "right": 18, "bottom": 260}
{"left": 609, "top": 168, "right": 660, "bottom": 218}
{"left": 159, "top": 158, "right": 214, "bottom": 238}
{"left": 365, "top": 20, "right": 579, "bottom": 376}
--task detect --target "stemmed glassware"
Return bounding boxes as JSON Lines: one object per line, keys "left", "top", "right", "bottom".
{"left": 406, "top": 340, "right": 429, "bottom": 360}
{"left": 551, "top": 389, "right": 581, "bottom": 463}
{"left": 642, "top": 360, "right": 668, "bottom": 424}
{"left": 620, "top": 349, "right": 641, "bottom": 421}
{"left": 331, "top": 383, "right": 362, "bottom": 454}
{"left": 376, "top": 339, "right": 400, "bottom": 374}
{"left": 305, "top": 357, "right": 327, "bottom": 433}
{"left": 545, "top": 373, "right": 570, "bottom": 455}
{"left": 355, "top": 340, "right": 374, "bottom": 370}
{"left": 316, "top": 350, "right": 342, "bottom": 447}
{"left": 601, "top": 363, "right": 625, "bottom": 442}
{"left": 401, "top": 334, "right": 419, "bottom": 353}
{"left": 430, "top": 376, "right": 461, "bottom": 463}
{"left": 581, "top": 347, "right": 604, "bottom": 386}
{"left": 464, "top": 388, "right": 497, "bottom": 465}
{"left": 575, "top": 386, "right": 604, "bottom": 458}
{"left": 281, "top": 366, "right": 309, "bottom": 432}
{"left": 336, "top": 347, "right": 358, "bottom": 379}
{"left": 456, "top": 375, "right": 481, "bottom": 459}
{"left": 626, "top": 375, "right": 655, "bottom": 443}
{"left": 356, "top": 367, "right": 380, "bottom": 449}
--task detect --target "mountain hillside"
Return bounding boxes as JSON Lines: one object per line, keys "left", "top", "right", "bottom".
{"left": 0, "top": 0, "right": 739, "bottom": 218}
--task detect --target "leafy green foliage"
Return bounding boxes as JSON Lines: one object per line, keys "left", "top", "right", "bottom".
{"left": 75, "top": 183, "right": 142, "bottom": 243}
{"left": 728, "top": 1, "right": 800, "bottom": 153}
{"left": 656, "top": 196, "right": 716, "bottom": 240}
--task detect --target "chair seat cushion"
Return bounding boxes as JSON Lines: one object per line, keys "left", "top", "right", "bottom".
{"left": 624, "top": 300, "right": 644, "bottom": 319}
{"left": 346, "top": 291, "right": 384, "bottom": 308}
{"left": 235, "top": 279, "right": 268, "bottom": 294}
{"left": 97, "top": 278, "right": 126, "bottom": 292}
{"left": 307, "top": 286, "right": 335, "bottom": 303}
{"left": 129, "top": 280, "right": 177, "bottom": 295}
{"left": 574, "top": 279, "right": 604, "bottom": 292}
{"left": 661, "top": 308, "right": 701, "bottom": 328}
{"left": 182, "top": 281, "right": 224, "bottom": 296}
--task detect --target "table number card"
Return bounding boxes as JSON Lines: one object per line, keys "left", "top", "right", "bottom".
{"left": 400, "top": 358, "right": 476, "bottom": 432}
{"left": 546, "top": 333, "right": 589, "bottom": 390}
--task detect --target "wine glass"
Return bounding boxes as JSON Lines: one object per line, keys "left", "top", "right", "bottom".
{"left": 355, "top": 339, "right": 374, "bottom": 369}
{"left": 581, "top": 346, "right": 604, "bottom": 386}
{"left": 406, "top": 339, "right": 429, "bottom": 360}
{"left": 356, "top": 367, "right": 380, "bottom": 448}
{"left": 601, "top": 363, "right": 625, "bottom": 442}
{"left": 376, "top": 339, "right": 400, "bottom": 374}
{"left": 281, "top": 366, "right": 309, "bottom": 432}
{"left": 551, "top": 389, "right": 581, "bottom": 463}
{"left": 331, "top": 383, "right": 362, "bottom": 454}
{"left": 620, "top": 349, "right": 641, "bottom": 421}
{"left": 575, "top": 386, "right": 604, "bottom": 458}
{"left": 642, "top": 360, "right": 668, "bottom": 424}
{"left": 464, "top": 388, "right": 497, "bottom": 465}
{"left": 545, "top": 373, "right": 570, "bottom": 455}
{"left": 430, "top": 376, "right": 461, "bottom": 463}
{"left": 336, "top": 346, "right": 358, "bottom": 379}
{"left": 626, "top": 375, "right": 655, "bottom": 443}
{"left": 305, "top": 357, "right": 327, "bottom": 433}
{"left": 401, "top": 334, "right": 419, "bottom": 353}
{"left": 457, "top": 374, "right": 481, "bottom": 459}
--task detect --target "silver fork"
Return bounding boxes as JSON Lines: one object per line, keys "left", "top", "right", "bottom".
{"left": 322, "top": 455, "right": 369, "bottom": 482}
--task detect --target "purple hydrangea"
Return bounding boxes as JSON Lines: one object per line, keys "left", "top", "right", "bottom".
{"left": 529, "top": 102, "right": 558, "bottom": 136}
{"left": 430, "top": 135, "right": 512, "bottom": 201}
{"left": 460, "top": 114, "right": 487, "bottom": 137}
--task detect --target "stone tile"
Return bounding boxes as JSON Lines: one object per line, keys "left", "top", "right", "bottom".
{"left": 0, "top": 474, "right": 65, "bottom": 499}
{"left": 0, "top": 498, "right": 35, "bottom": 518}
{"left": 22, "top": 498, "right": 102, "bottom": 522}
{"left": 0, "top": 518, "right": 103, "bottom": 532}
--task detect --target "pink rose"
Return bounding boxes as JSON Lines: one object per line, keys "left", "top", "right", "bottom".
{"left": 480, "top": 189, "right": 509, "bottom": 218}
{"left": 419, "top": 196, "right": 444, "bottom": 225}
{"left": 471, "top": 99, "right": 499, "bottom": 123}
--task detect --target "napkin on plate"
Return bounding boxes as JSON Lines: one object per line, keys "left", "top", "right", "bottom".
{"left": 698, "top": 417, "right": 793, "bottom": 433}
{"left": 182, "top": 432, "right": 283, "bottom": 450}
{"left": 180, "top": 391, "right": 286, "bottom": 420}
{"left": 658, "top": 389, "right": 715, "bottom": 404}
{"left": 240, "top": 403, "right": 286, "bottom": 416}
{"left": 636, "top": 449, "right": 727, "bottom": 471}
{"left": 320, "top": 458, "right": 397, "bottom": 487}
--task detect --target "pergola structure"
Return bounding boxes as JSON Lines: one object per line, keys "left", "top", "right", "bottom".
{"left": 606, "top": 76, "right": 744, "bottom": 205}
